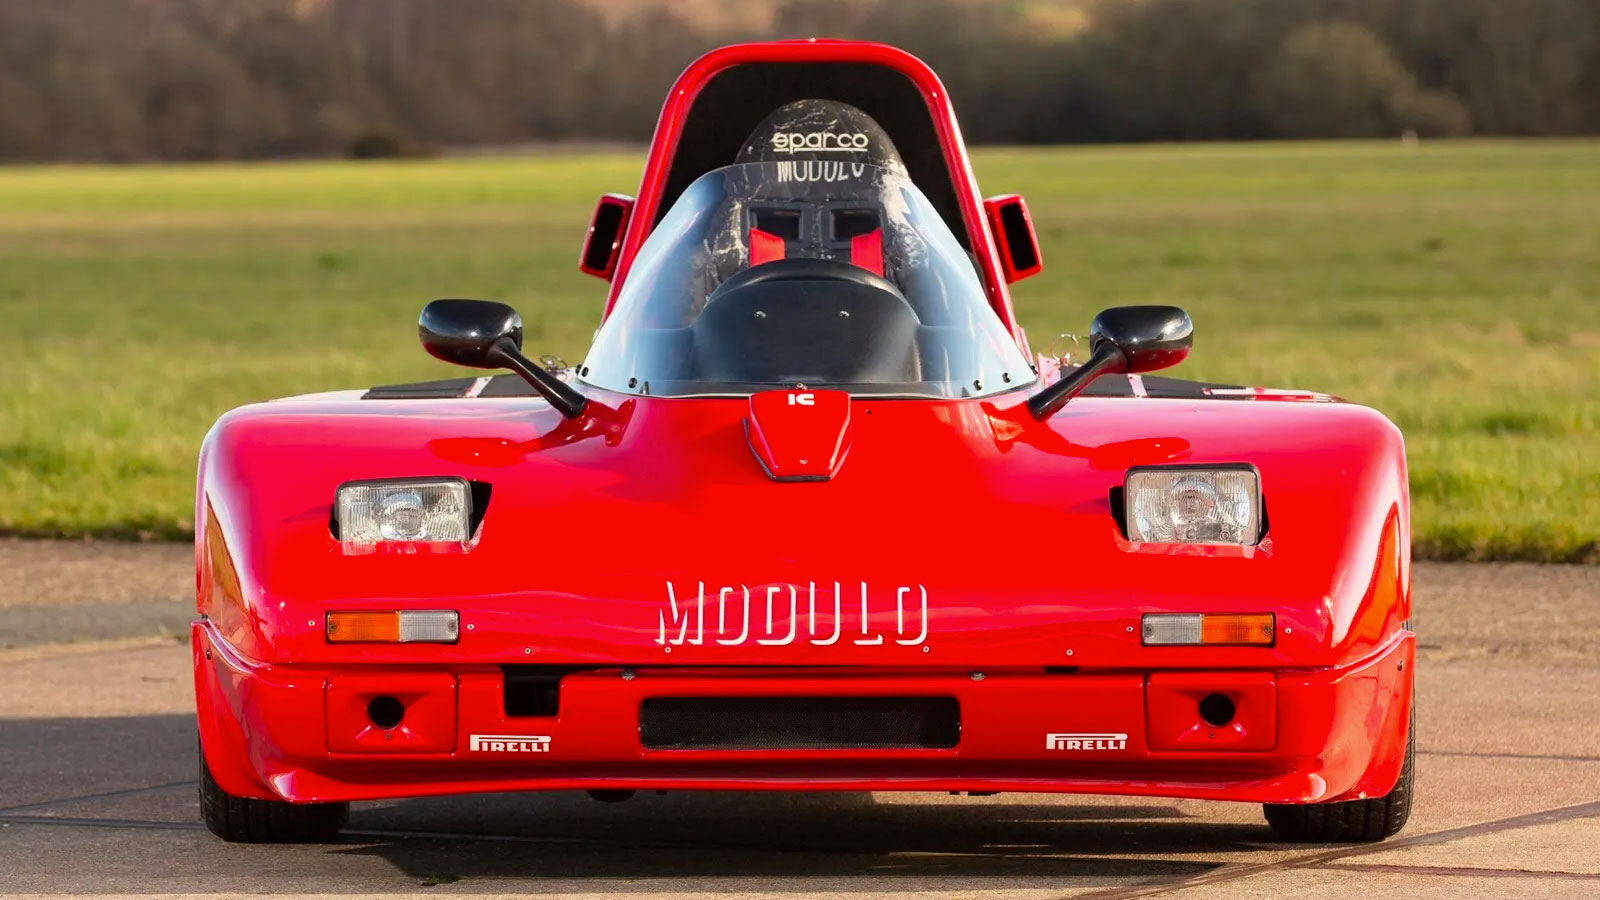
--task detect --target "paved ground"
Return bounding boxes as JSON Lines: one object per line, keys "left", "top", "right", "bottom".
{"left": 1, "top": 540, "right": 1597, "bottom": 898}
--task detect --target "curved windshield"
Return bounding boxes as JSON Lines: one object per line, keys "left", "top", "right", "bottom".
{"left": 580, "top": 163, "right": 1034, "bottom": 399}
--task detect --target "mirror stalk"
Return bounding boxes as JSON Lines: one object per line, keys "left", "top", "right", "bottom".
{"left": 487, "top": 337, "right": 589, "bottom": 419}
{"left": 1025, "top": 305, "right": 1194, "bottom": 421}
{"left": 419, "top": 298, "right": 589, "bottom": 420}
{"left": 1026, "top": 342, "right": 1127, "bottom": 420}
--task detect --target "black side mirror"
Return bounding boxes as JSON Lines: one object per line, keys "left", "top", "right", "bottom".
{"left": 419, "top": 298, "right": 524, "bottom": 367}
{"left": 419, "top": 299, "right": 587, "bottom": 418}
{"left": 1027, "top": 305, "right": 1193, "bottom": 420}
{"left": 1089, "top": 305, "right": 1193, "bottom": 373}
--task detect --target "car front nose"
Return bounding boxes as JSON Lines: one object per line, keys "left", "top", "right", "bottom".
{"left": 195, "top": 621, "right": 1413, "bottom": 807}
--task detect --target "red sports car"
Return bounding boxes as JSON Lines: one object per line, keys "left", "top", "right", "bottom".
{"left": 194, "top": 40, "right": 1414, "bottom": 844}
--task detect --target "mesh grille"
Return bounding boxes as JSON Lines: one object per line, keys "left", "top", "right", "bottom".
{"left": 639, "top": 696, "right": 960, "bottom": 750}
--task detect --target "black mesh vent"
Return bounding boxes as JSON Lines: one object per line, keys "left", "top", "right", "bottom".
{"left": 639, "top": 696, "right": 960, "bottom": 750}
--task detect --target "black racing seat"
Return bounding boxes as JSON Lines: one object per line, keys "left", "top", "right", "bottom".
{"left": 692, "top": 258, "right": 922, "bottom": 385}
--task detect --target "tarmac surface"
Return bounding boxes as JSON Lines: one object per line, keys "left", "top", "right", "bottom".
{"left": 1, "top": 540, "right": 1597, "bottom": 898}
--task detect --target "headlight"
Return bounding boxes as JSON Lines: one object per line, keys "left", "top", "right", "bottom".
{"left": 336, "top": 478, "right": 472, "bottom": 550}
{"left": 1125, "top": 466, "right": 1261, "bottom": 545}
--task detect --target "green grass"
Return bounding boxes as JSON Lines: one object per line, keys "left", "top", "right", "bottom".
{"left": 1, "top": 141, "right": 1596, "bottom": 561}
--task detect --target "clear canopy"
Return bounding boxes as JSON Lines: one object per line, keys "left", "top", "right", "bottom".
{"left": 580, "top": 162, "right": 1034, "bottom": 399}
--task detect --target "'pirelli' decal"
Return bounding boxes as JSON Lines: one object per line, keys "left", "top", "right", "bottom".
{"left": 1046, "top": 732, "right": 1128, "bottom": 751}
{"left": 469, "top": 734, "right": 551, "bottom": 753}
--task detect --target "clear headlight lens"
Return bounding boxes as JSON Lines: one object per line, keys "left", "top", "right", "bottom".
{"left": 336, "top": 478, "right": 471, "bottom": 550}
{"left": 1126, "top": 467, "right": 1261, "bottom": 545}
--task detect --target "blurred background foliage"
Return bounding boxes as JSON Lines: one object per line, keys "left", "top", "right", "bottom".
{"left": 1, "top": 1, "right": 1596, "bottom": 560}
{"left": 1, "top": 0, "right": 1598, "bottom": 162}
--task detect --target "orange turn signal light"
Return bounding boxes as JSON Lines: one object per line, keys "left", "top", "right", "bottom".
{"left": 1200, "top": 613, "right": 1275, "bottom": 646}
{"left": 326, "top": 611, "right": 400, "bottom": 643}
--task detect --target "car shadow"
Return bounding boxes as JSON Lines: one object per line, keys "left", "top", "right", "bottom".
{"left": 2, "top": 713, "right": 1275, "bottom": 891}
{"left": 333, "top": 789, "right": 1269, "bottom": 886}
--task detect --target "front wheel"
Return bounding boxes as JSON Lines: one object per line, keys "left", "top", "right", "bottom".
{"left": 199, "top": 743, "right": 347, "bottom": 843}
{"left": 1262, "top": 703, "right": 1414, "bottom": 842}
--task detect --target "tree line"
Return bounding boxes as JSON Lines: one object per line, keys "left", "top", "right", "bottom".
{"left": 2, "top": 0, "right": 1596, "bottom": 162}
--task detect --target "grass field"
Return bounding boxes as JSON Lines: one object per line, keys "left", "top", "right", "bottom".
{"left": 0, "top": 141, "right": 1596, "bottom": 561}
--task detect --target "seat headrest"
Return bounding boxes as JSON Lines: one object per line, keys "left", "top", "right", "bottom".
{"left": 735, "top": 99, "right": 908, "bottom": 177}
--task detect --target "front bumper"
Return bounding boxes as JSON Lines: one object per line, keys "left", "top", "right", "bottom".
{"left": 194, "top": 621, "right": 1413, "bottom": 805}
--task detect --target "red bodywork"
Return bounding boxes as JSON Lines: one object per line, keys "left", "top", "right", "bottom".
{"left": 194, "top": 41, "right": 1412, "bottom": 809}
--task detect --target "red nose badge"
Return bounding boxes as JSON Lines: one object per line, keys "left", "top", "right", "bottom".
{"left": 745, "top": 389, "right": 852, "bottom": 482}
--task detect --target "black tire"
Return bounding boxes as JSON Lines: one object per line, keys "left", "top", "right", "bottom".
{"left": 199, "top": 744, "right": 347, "bottom": 843}
{"left": 1263, "top": 701, "right": 1414, "bottom": 843}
